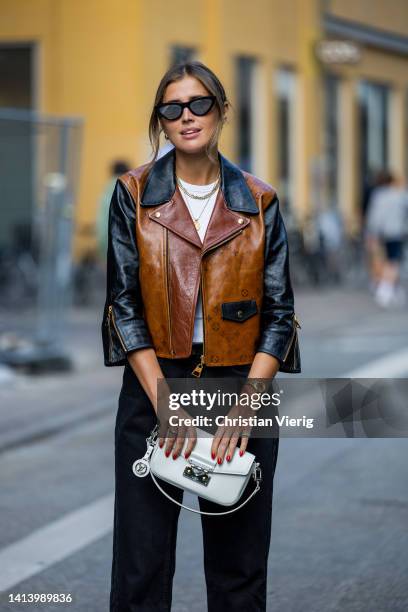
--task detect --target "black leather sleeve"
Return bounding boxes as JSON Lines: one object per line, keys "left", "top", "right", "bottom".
{"left": 256, "top": 194, "right": 301, "bottom": 372}
{"left": 101, "top": 179, "right": 154, "bottom": 366}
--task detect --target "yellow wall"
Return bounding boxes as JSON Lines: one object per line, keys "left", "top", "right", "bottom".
{"left": 0, "top": 0, "right": 407, "bottom": 255}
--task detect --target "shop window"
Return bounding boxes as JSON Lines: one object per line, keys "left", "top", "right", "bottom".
{"left": 357, "top": 80, "right": 390, "bottom": 216}
{"left": 275, "top": 68, "right": 297, "bottom": 212}
{"left": 324, "top": 74, "right": 340, "bottom": 208}
{"left": 236, "top": 56, "right": 257, "bottom": 172}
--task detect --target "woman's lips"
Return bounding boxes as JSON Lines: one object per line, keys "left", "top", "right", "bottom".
{"left": 180, "top": 129, "right": 201, "bottom": 140}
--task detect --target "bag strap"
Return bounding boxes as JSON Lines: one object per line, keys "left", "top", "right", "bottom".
{"left": 150, "top": 466, "right": 262, "bottom": 516}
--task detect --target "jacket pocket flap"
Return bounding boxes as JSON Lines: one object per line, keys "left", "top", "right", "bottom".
{"left": 221, "top": 299, "right": 258, "bottom": 322}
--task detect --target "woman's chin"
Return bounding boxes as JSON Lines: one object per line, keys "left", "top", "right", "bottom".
{"left": 174, "top": 140, "right": 210, "bottom": 156}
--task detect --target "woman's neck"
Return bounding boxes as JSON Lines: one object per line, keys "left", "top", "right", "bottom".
{"left": 175, "top": 149, "right": 220, "bottom": 185}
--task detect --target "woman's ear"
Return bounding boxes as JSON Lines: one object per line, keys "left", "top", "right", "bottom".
{"left": 159, "top": 121, "right": 169, "bottom": 139}
{"left": 222, "top": 101, "right": 229, "bottom": 124}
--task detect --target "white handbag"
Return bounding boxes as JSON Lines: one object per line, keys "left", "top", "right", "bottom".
{"left": 132, "top": 423, "right": 262, "bottom": 516}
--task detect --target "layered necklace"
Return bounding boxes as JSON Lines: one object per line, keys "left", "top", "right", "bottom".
{"left": 177, "top": 170, "right": 220, "bottom": 231}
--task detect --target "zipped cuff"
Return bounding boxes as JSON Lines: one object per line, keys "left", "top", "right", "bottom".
{"left": 256, "top": 313, "right": 301, "bottom": 373}
{"left": 103, "top": 302, "right": 154, "bottom": 366}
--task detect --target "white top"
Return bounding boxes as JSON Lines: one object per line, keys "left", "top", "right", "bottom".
{"left": 178, "top": 177, "right": 219, "bottom": 343}
{"left": 365, "top": 185, "right": 408, "bottom": 239}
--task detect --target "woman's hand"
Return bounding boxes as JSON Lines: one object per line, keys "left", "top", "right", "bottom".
{"left": 210, "top": 395, "right": 254, "bottom": 464}
{"left": 210, "top": 352, "right": 279, "bottom": 462}
{"left": 158, "top": 407, "right": 197, "bottom": 460}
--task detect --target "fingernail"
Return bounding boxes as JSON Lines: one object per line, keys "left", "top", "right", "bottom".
{"left": 226, "top": 455, "right": 231, "bottom": 462}
{"left": 217, "top": 457, "right": 222, "bottom": 464}
{"left": 159, "top": 441, "right": 164, "bottom": 448}
{"left": 185, "top": 451, "right": 190, "bottom": 459}
{"left": 239, "top": 450, "right": 244, "bottom": 456}
{"left": 172, "top": 453, "right": 178, "bottom": 460}
{"left": 211, "top": 452, "right": 216, "bottom": 460}
{"left": 165, "top": 450, "right": 170, "bottom": 457}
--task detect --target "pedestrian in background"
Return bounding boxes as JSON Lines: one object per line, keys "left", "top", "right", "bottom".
{"left": 365, "top": 172, "right": 408, "bottom": 307}
{"left": 96, "top": 160, "right": 130, "bottom": 264}
{"left": 363, "top": 170, "right": 389, "bottom": 292}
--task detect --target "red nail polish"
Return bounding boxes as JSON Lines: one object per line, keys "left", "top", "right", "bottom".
{"left": 172, "top": 453, "right": 178, "bottom": 460}
{"left": 211, "top": 452, "right": 216, "bottom": 460}
{"left": 185, "top": 451, "right": 190, "bottom": 459}
{"left": 165, "top": 450, "right": 170, "bottom": 457}
{"left": 159, "top": 441, "right": 164, "bottom": 448}
{"left": 217, "top": 457, "right": 222, "bottom": 464}
{"left": 239, "top": 450, "right": 244, "bottom": 456}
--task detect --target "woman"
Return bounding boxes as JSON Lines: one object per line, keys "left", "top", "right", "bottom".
{"left": 102, "top": 60, "right": 300, "bottom": 612}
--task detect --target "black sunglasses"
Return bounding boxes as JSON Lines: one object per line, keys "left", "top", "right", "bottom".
{"left": 156, "top": 96, "right": 216, "bottom": 121}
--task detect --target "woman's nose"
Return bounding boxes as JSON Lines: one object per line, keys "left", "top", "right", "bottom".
{"left": 181, "top": 107, "right": 193, "bottom": 121}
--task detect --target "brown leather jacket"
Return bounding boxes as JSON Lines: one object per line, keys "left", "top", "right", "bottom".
{"left": 101, "top": 148, "right": 301, "bottom": 372}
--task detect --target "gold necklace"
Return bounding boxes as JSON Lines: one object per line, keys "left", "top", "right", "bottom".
{"left": 177, "top": 172, "right": 220, "bottom": 200}
{"left": 183, "top": 193, "right": 212, "bottom": 231}
{"left": 179, "top": 181, "right": 218, "bottom": 232}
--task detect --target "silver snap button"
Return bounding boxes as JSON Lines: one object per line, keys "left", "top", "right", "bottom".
{"left": 154, "top": 211, "right": 161, "bottom": 218}
{"left": 238, "top": 218, "right": 244, "bottom": 224}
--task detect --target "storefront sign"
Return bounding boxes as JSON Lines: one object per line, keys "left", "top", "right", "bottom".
{"left": 315, "top": 40, "right": 361, "bottom": 64}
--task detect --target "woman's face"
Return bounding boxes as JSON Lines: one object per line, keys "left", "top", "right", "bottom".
{"left": 160, "top": 75, "right": 222, "bottom": 155}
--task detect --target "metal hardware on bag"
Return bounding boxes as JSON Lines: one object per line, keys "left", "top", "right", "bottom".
{"left": 188, "top": 457, "right": 215, "bottom": 472}
{"left": 132, "top": 424, "right": 159, "bottom": 478}
{"left": 253, "top": 462, "right": 262, "bottom": 483}
{"left": 132, "top": 458, "right": 150, "bottom": 477}
{"left": 147, "top": 423, "right": 159, "bottom": 445}
{"left": 183, "top": 464, "right": 211, "bottom": 487}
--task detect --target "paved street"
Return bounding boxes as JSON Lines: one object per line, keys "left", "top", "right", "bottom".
{"left": 0, "top": 286, "right": 407, "bottom": 611}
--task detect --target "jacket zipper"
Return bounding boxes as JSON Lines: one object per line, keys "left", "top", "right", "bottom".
{"left": 191, "top": 267, "right": 206, "bottom": 377}
{"left": 107, "top": 308, "right": 113, "bottom": 362}
{"left": 108, "top": 304, "right": 127, "bottom": 353}
{"left": 164, "top": 228, "right": 174, "bottom": 356}
{"left": 282, "top": 313, "right": 301, "bottom": 362}
{"left": 191, "top": 229, "right": 244, "bottom": 377}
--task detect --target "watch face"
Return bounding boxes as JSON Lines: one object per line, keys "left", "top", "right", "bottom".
{"left": 246, "top": 381, "right": 266, "bottom": 393}
{"left": 254, "top": 381, "right": 266, "bottom": 392}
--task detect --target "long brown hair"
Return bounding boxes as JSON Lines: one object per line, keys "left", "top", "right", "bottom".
{"left": 148, "top": 61, "right": 228, "bottom": 167}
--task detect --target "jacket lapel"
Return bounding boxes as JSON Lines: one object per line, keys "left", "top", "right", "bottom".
{"left": 202, "top": 188, "right": 250, "bottom": 254}
{"left": 148, "top": 185, "right": 202, "bottom": 249}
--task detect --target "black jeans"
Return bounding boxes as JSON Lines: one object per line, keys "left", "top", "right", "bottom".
{"left": 110, "top": 344, "right": 279, "bottom": 612}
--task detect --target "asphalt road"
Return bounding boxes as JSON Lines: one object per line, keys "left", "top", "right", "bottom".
{"left": 0, "top": 286, "right": 407, "bottom": 611}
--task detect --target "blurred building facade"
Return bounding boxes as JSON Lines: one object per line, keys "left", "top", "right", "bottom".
{"left": 0, "top": 0, "right": 407, "bottom": 258}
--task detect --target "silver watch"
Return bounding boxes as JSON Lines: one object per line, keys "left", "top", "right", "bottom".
{"left": 243, "top": 380, "right": 267, "bottom": 393}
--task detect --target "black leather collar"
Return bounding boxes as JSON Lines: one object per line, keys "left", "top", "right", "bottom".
{"left": 141, "top": 147, "right": 259, "bottom": 214}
